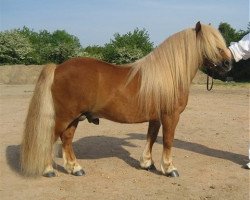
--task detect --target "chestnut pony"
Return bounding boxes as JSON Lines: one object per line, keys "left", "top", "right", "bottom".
{"left": 21, "top": 22, "right": 232, "bottom": 177}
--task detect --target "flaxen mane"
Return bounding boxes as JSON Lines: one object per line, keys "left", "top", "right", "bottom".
{"left": 127, "top": 24, "right": 227, "bottom": 115}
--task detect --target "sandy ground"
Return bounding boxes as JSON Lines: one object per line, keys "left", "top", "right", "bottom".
{"left": 0, "top": 84, "right": 249, "bottom": 200}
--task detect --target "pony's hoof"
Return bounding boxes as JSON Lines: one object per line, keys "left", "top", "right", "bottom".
{"left": 147, "top": 164, "right": 156, "bottom": 171}
{"left": 166, "top": 170, "right": 179, "bottom": 177}
{"left": 73, "top": 169, "right": 85, "bottom": 176}
{"left": 43, "top": 171, "right": 56, "bottom": 178}
{"left": 141, "top": 164, "right": 156, "bottom": 171}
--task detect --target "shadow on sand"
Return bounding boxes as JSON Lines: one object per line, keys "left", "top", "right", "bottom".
{"left": 6, "top": 132, "right": 248, "bottom": 175}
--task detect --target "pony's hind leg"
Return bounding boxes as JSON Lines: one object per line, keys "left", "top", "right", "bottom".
{"left": 41, "top": 132, "right": 62, "bottom": 177}
{"left": 140, "top": 120, "right": 161, "bottom": 170}
{"left": 43, "top": 164, "right": 57, "bottom": 177}
{"left": 60, "top": 119, "right": 85, "bottom": 176}
{"left": 160, "top": 113, "right": 180, "bottom": 177}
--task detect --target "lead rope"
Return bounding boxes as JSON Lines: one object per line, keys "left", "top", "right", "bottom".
{"left": 206, "top": 75, "right": 214, "bottom": 91}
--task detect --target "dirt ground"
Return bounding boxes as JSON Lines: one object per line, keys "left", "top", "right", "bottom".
{"left": 0, "top": 84, "right": 249, "bottom": 200}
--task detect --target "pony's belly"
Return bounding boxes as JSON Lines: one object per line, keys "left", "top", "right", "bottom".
{"left": 96, "top": 107, "right": 159, "bottom": 124}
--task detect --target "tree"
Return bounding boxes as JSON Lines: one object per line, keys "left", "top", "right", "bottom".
{"left": 219, "top": 22, "right": 249, "bottom": 45}
{"left": 80, "top": 45, "right": 105, "bottom": 60}
{"left": 0, "top": 30, "right": 33, "bottom": 64}
{"left": 47, "top": 30, "right": 81, "bottom": 63}
{"left": 18, "top": 28, "right": 52, "bottom": 64}
{"left": 102, "top": 28, "right": 154, "bottom": 64}
{"left": 18, "top": 28, "right": 81, "bottom": 64}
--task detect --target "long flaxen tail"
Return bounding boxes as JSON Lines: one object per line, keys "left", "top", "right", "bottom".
{"left": 21, "top": 64, "right": 57, "bottom": 176}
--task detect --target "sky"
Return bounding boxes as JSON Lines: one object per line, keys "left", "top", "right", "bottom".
{"left": 0, "top": 0, "right": 249, "bottom": 46}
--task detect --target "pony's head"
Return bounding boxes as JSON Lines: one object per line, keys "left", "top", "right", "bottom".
{"left": 195, "top": 22, "right": 232, "bottom": 77}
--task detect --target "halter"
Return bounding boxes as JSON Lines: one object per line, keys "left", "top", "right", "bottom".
{"left": 206, "top": 74, "right": 214, "bottom": 91}
{"left": 205, "top": 59, "right": 231, "bottom": 91}
{"left": 204, "top": 60, "right": 216, "bottom": 91}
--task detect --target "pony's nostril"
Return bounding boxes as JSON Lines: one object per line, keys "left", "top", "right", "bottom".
{"left": 224, "top": 60, "right": 230, "bottom": 67}
{"left": 223, "top": 60, "right": 232, "bottom": 71}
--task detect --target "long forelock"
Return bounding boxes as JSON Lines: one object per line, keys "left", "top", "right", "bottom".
{"left": 198, "top": 25, "right": 227, "bottom": 63}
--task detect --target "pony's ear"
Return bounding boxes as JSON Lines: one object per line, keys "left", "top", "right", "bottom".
{"left": 195, "top": 21, "right": 201, "bottom": 35}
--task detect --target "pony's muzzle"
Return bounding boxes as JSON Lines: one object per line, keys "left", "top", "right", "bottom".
{"left": 222, "top": 60, "right": 232, "bottom": 72}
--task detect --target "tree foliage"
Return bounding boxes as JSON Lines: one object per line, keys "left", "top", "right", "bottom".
{"left": 0, "top": 30, "right": 33, "bottom": 64}
{"left": 218, "top": 22, "right": 249, "bottom": 46}
{"left": 0, "top": 27, "right": 153, "bottom": 65}
{"left": 0, "top": 27, "right": 81, "bottom": 65}
{"left": 102, "top": 28, "right": 154, "bottom": 64}
{"left": 80, "top": 45, "right": 105, "bottom": 60}
{"left": 46, "top": 30, "right": 81, "bottom": 64}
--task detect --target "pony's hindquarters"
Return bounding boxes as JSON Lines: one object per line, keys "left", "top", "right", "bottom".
{"left": 21, "top": 64, "right": 56, "bottom": 177}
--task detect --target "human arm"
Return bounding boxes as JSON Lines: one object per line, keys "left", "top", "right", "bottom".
{"left": 228, "top": 33, "right": 250, "bottom": 62}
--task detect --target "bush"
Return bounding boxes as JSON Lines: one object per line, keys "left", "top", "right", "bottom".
{"left": 0, "top": 28, "right": 82, "bottom": 65}
{"left": 102, "top": 28, "right": 154, "bottom": 64}
{"left": 80, "top": 45, "right": 105, "bottom": 60}
{"left": 103, "top": 45, "right": 144, "bottom": 64}
{"left": 0, "top": 30, "right": 33, "bottom": 64}
{"left": 46, "top": 30, "right": 81, "bottom": 63}
{"left": 219, "top": 22, "right": 249, "bottom": 46}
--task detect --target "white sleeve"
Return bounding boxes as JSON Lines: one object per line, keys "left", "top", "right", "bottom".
{"left": 229, "top": 33, "right": 250, "bottom": 62}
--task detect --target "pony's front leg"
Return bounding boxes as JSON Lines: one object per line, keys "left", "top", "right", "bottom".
{"left": 140, "top": 120, "right": 161, "bottom": 170}
{"left": 60, "top": 121, "right": 85, "bottom": 176}
{"left": 161, "top": 113, "right": 180, "bottom": 177}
